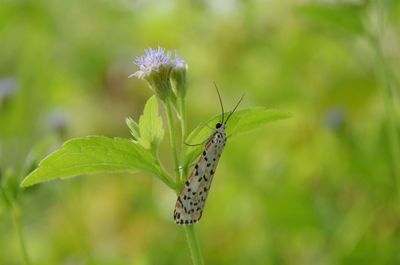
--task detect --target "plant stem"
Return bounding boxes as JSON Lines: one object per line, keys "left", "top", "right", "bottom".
{"left": 167, "top": 98, "right": 204, "bottom": 265}
{"left": 154, "top": 151, "right": 177, "bottom": 190}
{"left": 165, "top": 101, "right": 181, "bottom": 181}
{"left": 179, "top": 98, "right": 188, "bottom": 183}
{"left": 12, "top": 204, "right": 31, "bottom": 265}
{"left": 178, "top": 101, "right": 204, "bottom": 265}
{"left": 184, "top": 226, "right": 205, "bottom": 265}
{"left": 156, "top": 168, "right": 177, "bottom": 191}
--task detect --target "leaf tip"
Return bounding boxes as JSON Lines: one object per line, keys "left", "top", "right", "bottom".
{"left": 20, "top": 174, "right": 35, "bottom": 188}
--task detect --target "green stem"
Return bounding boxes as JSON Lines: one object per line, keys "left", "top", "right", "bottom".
{"left": 179, "top": 98, "right": 188, "bottom": 183}
{"left": 165, "top": 101, "right": 181, "bottom": 181}
{"left": 184, "top": 226, "right": 205, "bottom": 265}
{"left": 154, "top": 151, "right": 177, "bottom": 190}
{"left": 165, "top": 98, "right": 204, "bottom": 265}
{"left": 177, "top": 99, "right": 204, "bottom": 265}
{"left": 12, "top": 204, "right": 31, "bottom": 265}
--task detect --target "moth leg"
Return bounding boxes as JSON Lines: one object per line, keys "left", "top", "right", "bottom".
{"left": 184, "top": 141, "right": 205, "bottom": 147}
{"left": 197, "top": 121, "right": 217, "bottom": 132}
{"left": 198, "top": 120, "right": 217, "bottom": 132}
{"left": 205, "top": 123, "right": 216, "bottom": 131}
{"left": 184, "top": 121, "right": 217, "bottom": 146}
{"left": 187, "top": 160, "right": 198, "bottom": 168}
{"left": 184, "top": 134, "right": 213, "bottom": 147}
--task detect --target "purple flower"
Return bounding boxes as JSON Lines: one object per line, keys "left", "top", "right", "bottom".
{"left": 129, "top": 46, "right": 174, "bottom": 101}
{"left": 129, "top": 46, "right": 173, "bottom": 79}
{"left": 172, "top": 51, "right": 187, "bottom": 71}
{"left": 130, "top": 47, "right": 188, "bottom": 101}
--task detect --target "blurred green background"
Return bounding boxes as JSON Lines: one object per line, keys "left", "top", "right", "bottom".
{"left": 1, "top": 0, "right": 400, "bottom": 264}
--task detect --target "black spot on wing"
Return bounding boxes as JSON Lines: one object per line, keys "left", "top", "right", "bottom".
{"left": 177, "top": 197, "right": 183, "bottom": 204}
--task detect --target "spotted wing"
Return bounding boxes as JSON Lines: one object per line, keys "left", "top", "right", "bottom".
{"left": 174, "top": 132, "right": 226, "bottom": 225}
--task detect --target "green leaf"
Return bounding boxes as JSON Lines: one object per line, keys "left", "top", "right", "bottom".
{"left": 183, "top": 107, "right": 290, "bottom": 168}
{"left": 138, "top": 95, "right": 164, "bottom": 151}
{"left": 21, "top": 136, "right": 163, "bottom": 187}
{"left": 126, "top": 117, "right": 140, "bottom": 140}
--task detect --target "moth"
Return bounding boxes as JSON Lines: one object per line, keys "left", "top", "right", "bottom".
{"left": 174, "top": 87, "right": 244, "bottom": 225}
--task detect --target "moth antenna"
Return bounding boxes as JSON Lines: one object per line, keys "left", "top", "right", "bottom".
{"left": 213, "top": 82, "right": 224, "bottom": 123}
{"left": 225, "top": 93, "right": 245, "bottom": 125}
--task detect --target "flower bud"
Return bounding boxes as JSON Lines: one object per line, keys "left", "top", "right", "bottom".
{"left": 129, "top": 47, "right": 173, "bottom": 102}
{"left": 171, "top": 52, "right": 188, "bottom": 98}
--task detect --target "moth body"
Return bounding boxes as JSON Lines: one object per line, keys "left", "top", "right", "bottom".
{"left": 174, "top": 123, "right": 226, "bottom": 224}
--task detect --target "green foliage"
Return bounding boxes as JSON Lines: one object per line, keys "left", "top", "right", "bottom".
{"left": 298, "top": 3, "right": 366, "bottom": 36}
{"left": 20, "top": 106, "right": 288, "bottom": 190}
{"left": 183, "top": 108, "right": 290, "bottom": 169}
{"left": 1, "top": 0, "right": 400, "bottom": 264}
{"left": 126, "top": 117, "right": 140, "bottom": 140}
{"left": 21, "top": 136, "right": 164, "bottom": 187}
{"left": 127, "top": 95, "right": 165, "bottom": 152}
{"left": 139, "top": 96, "right": 164, "bottom": 151}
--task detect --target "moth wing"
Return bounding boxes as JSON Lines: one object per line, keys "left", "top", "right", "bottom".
{"left": 174, "top": 136, "right": 224, "bottom": 224}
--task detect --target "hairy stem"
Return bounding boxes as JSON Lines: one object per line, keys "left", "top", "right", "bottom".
{"left": 165, "top": 101, "right": 181, "bottom": 181}
{"left": 184, "top": 226, "right": 205, "bottom": 265}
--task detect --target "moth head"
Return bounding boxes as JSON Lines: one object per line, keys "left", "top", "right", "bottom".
{"left": 215, "top": 122, "right": 226, "bottom": 132}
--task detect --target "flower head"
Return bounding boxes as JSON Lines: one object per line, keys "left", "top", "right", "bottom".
{"left": 172, "top": 52, "right": 187, "bottom": 71}
{"left": 129, "top": 47, "right": 172, "bottom": 79}
{"left": 171, "top": 51, "right": 188, "bottom": 98}
{"left": 130, "top": 47, "right": 189, "bottom": 102}
{"left": 130, "top": 46, "right": 174, "bottom": 101}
